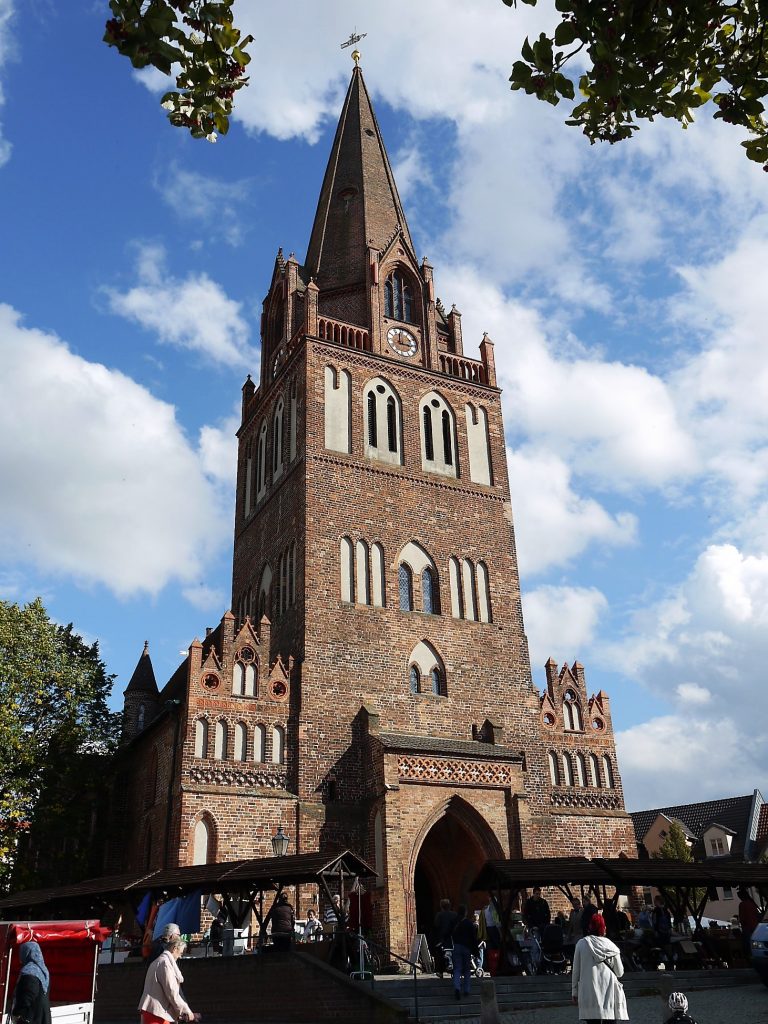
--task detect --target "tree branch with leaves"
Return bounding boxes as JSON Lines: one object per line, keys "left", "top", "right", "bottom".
{"left": 505, "top": 0, "right": 768, "bottom": 170}
{"left": 104, "top": 0, "right": 252, "bottom": 142}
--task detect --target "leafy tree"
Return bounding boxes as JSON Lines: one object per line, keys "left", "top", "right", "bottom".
{"left": 104, "top": 0, "right": 252, "bottom": 141}
{"left": 0, "top": 599, "right": 120, "bottom": 892}
{"left": 504, "top": 0, "right": 768, "bottom": 170}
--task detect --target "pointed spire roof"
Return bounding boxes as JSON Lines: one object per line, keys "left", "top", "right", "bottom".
{"left": 124, "top": 641, "right": 159, "bottom": 695}
{"left": 305, "top": 65, "right": 415, "bottom": 291}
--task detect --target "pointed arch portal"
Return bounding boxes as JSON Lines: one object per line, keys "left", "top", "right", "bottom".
{"left": 411, "top": 797, "right": 504, "bottom": 938}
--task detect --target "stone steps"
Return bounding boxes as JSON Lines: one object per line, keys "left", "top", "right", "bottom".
{"left": 372, "top": 968, "right": 758, "bottom": 1021}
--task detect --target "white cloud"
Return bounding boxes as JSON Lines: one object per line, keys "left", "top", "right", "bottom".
{"left": 675, "top": 682, "right": 711, "bottom": 705}
{"left": 507, "top": 446, "right": 637, "bottom": 576}
{"left": 106, "top": 243, "right": 256, "bottom": 368}
{"left": 615, "top": 714, "right": 759, "bottom": 809}
{"left": 182, "top": 583, "right": 228, "bottom": 612}
{"left": 0, "top": 0, "right": 16, "bottom": 167}
{"left": 198, "top": 412, "right": 239, "bottom": 488}
{"left": 607, "top": 540, "right": 768, "bottom": 807}
{"left": 523, "top": 584, "right": 608, "bottom": 672}
{"left": 0, "top": 304, "right": 229, "bottom": 597}
{"left": 439, "top": 268, "right": 697, "bottom": 491}
{"left": 154, "top": 164, "right": 253, "bottom": 247}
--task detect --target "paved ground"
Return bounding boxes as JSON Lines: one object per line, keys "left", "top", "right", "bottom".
{"left": 443, "top": 982, "right": 768, "bottom": 1024}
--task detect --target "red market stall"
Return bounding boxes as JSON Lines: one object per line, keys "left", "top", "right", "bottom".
{"left": 0, "top": 920, "right": 110, "bottom": 1024}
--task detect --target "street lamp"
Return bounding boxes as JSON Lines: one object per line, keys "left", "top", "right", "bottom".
{"left": 271, "top": 825, "right": 290, "bottom": 857}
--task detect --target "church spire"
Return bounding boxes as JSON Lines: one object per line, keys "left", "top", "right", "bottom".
{"left": 304, "top": 64, "right": 415, "bottom": 291}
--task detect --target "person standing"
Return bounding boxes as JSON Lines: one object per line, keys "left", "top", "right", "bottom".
{"left": 11, "top": 941, "right": 51, "bottom": 1024}
{"left": 138, "top": 936, "right": 201, "bottom": 1024}
{"left": 581, "top": 895, "right": 598, "bottom": 937}
{"left": 323, "top": 894, "right": 342, "bottom": 935}
{"left": 432, "top": 898, "right": 458, "bottom": 979}
{"left": 571, "top": 913, "right": 628, "bottom": 1023}
{"left": 523, "top": 887, "right": 551, "bottom": 934}
{"left": 452, "top": 905, "right": 478, "bottom": 1001}
{"left": 303, "top": 908, "right": 323, "bottom": 941}
{"left": 737, "top": 888, "right": 760, "bottom": 956}
{"left": 652, "top": 895, "right": 672, "bottom": 945}
{"left": 270, "top": 892, "right": 295, "bottom": 952}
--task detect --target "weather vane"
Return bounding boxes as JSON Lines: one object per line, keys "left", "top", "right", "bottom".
{"left": 340, "top": 30, "right": 367, "bottom": 50}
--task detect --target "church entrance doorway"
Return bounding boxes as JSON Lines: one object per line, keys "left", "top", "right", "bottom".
{"left": 412, "top": 799, "right": 501, "bottom": 938}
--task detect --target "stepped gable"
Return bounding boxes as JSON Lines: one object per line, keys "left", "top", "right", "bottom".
{"left": 304, "top": 64, "right": 415, "bottom": 293}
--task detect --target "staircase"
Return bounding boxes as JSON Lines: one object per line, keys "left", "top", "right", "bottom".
{"left": 372, "top": 968, "right": 759, "bottom": 1021}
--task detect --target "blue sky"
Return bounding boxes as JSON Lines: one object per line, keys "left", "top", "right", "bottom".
{"left": 2, "top": 1, "right": 768, "bottom": 811}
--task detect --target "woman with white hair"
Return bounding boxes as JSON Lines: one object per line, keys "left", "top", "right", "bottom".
{"left": 138, "top": 935, "right": 201, "bottom": 1024}
{"left": 148, "top": 923, "right": 181, "bottom": 964}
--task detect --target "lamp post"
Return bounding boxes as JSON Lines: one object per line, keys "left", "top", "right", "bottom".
{"left": 271, "top": 825, "right": 290, "bottom": 857}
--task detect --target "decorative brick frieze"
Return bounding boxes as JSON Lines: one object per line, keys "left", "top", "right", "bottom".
{"left": 551, "top": 788, "right": 623, "bottom": 810}
{"left": 398, "top": 756, "right": 513, "bottom": 787}
{"left": 188, "top": 765, "right": 288, "bottom": 790}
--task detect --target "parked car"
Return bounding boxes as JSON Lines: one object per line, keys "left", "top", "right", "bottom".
{"left": 751, "top": 911, "right": 768, "bottom": 987}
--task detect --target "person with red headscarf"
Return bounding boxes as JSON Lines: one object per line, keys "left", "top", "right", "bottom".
{"left": 571, "top": 913, "right": 629, "bottom": 1022}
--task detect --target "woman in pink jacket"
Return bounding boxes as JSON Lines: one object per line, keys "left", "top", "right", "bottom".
{"left": 138, "top": 936, "right": 201, "bottom": 1024}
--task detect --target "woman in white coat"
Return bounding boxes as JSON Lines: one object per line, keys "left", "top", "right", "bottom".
{"left": 138, "top": 936, "right": 201, "bottom": 1024}
{"left": 571, "top": 913, "right": 629, "bottom": 1023}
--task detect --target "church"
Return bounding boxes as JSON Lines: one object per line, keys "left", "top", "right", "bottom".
{"left": 112, "top": 59, "right": 636, "bottom": 955}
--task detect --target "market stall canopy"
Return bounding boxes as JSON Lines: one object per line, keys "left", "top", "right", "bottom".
{"left": 0, "top": 850, "right": 377, "bottom": 916}
{"left": 470, "top": 855, "right": 768, "bottom": 894}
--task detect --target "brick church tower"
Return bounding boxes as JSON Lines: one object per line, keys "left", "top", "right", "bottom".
{"left": 115, "top": 60, "right": 636, "bottom": 954}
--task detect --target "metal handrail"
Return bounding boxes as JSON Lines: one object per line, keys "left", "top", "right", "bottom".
{"left": 362, "top": 937, "right": 423, "bottom": 1024}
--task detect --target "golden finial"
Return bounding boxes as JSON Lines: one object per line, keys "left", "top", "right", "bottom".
{"left": 351, "top": 49, "right": 361, "bottom": 65}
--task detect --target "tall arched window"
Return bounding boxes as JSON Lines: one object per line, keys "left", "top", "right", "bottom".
{"left": 563, "top": 691, "right": 582, "bottom": 731}
{"left": 136, "top": 703, "right": 145, "bottom": 731}
{"left": 399, "top": 564, "right": 414, "bottom": 611}
{"left": 476, "top": 561, "right": 492, "bottom": 623}
{"left": 449, "top": 557, "right": 464, "bottom": 618}
{"left": 257, "top": 421, "right": 267, "bottom": 498}
{"left": 244, "top": 661, "right": 257, "bottom": 697}
{"left": 422, "top": 567, "right": 439, "bottom": 615}
{"left": 233, "top": 662, "right": 245, "bottom": 696}
{"left": 461, "top": 558, "right": 477, "bottom": 621}
{"left": 430, "top": 667, "right": 444, "bottom": 696}
{"left": 386, "top": 397, "right": 397, "bottom": 453}
{"left": 234, "top": 722, "right": 247, "bottom": 761}
{"left": 384, "top": 269, "right": 413, "bottom": 322}
{"left": 420, "top": 392, "right": 457, "bottom": 478}
{"left": 575, "top": 753, "right": 587, "bottom": 787}
{"left": 602, "top": 755, "right": 615, "bottom": 788}
{"left": 272, "top": 725, "right": 285, "bottom": 765}
{"left": 371, "top": 542, "right": 385, "bottom": 607}
{"left": 409, "top": 666, "right": 420, "bottom": 694}
{"left": 272, "top": 400, "right": 284, "bottom": 480}
{"left": 254, "top": 724, "right": 266, "bottom": 763}
{"left": 363, "top": 379, "right": 402, "bottom": 465}
{"left": 194, "top": 718, "right": 208, "bottom": 758}
{"left": 562, "top": 752, "right": 575, "bottom": 786}
{"left": 367, "top": 390, "right": 377, "bottom": 447}
{"left": 589, "top": 753, "right": 601, "bottom": 787}
{"left": 355, "top": 539, "right": 370, "bottom": 606}
{"left": 243, "top": 442, "right": 253, "bottom": 519}
{"left": 340, "top": 537, "right": 354, "bottom": 602}
{"left": 548, "top": 750, "right": 560, "bottom": 786}
{"left": 214, "top": 720, "right": 228, "bottom": 760}
{"left": 423, "top": 406, "right": 434, "bottom": 461}
{"left": 192, "top": 817, "right": 212, "bottom": 865}
{"left": 441, "top": 410, "right": 453, "bottom": 465}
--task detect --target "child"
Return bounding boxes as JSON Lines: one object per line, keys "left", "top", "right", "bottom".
{"left": 665, "top": 991, "right": 699, "bottom": 1024}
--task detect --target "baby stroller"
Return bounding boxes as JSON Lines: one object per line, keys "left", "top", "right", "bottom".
{"left": 443, "top": 944, "right": 485, "bottom": 978}
{"left": 539, "top": 923, "right": 568, "bottom": 975}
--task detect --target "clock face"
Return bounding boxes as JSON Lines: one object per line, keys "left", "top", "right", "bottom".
{"left": 387, "top": 326, "right": 417, "bottom": 357}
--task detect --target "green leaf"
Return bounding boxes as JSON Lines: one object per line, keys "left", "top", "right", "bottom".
{"left": 554, "top": 21, "right": 578, "bottom": 47}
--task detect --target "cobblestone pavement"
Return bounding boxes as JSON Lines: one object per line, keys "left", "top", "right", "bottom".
{"left": 484, "top": 983, "right": 768, "bottom": 1024}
